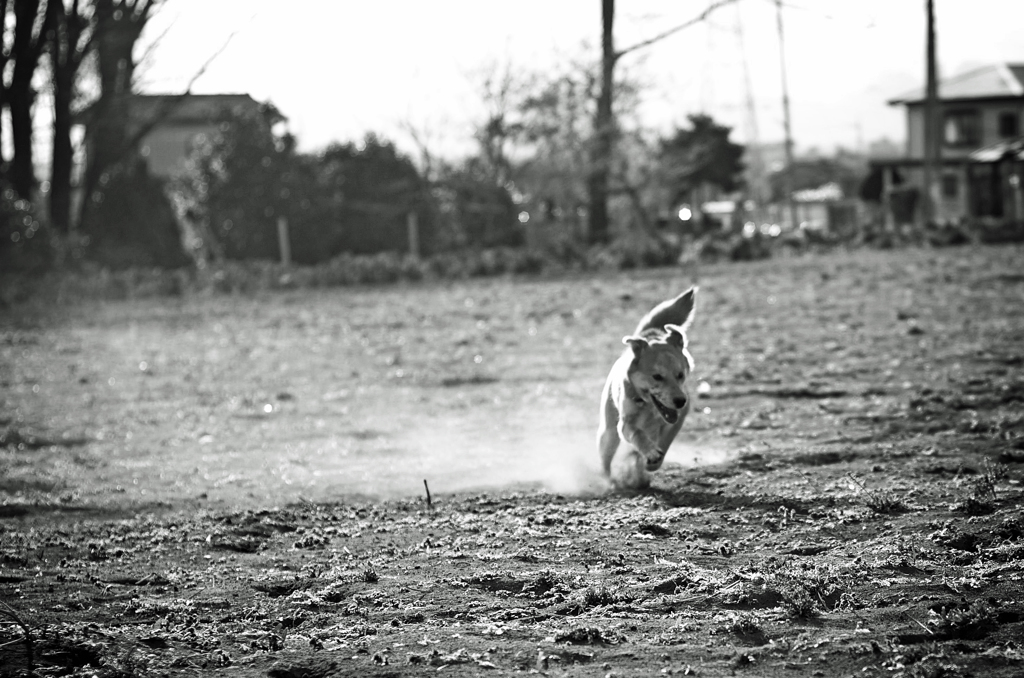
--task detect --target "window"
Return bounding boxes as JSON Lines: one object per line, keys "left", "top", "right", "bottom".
{"left": 944, "top": 109, "right": 980, "bottom": 146}
{"left": 941, "top": 173, "right": 959, "bottom": 199}
{"left": 999, "top": 111, "right": 1020, "bottom": 138}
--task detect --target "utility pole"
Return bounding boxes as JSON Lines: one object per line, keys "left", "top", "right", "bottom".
{"left": 737, "top": 1, "right": 766, "bottom": 223}
{"left": 775, "top": 0, "right": 799, "bottom": 230}
{"left": 588, "top": 0, "right": 615, "bottom": 245}
{"left": 922, "top": 0, "right": 940, "bottom": 225}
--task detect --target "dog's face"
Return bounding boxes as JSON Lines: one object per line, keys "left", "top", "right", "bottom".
{"left": 623, "top": 324, "right": 693, "bottom": 426}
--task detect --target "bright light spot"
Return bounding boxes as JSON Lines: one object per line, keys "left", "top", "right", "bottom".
{"left": 528, "top": 326, "right": 537, "bottom": 336}
{"left": 108, "top": 377, "right": 116, "bottom": 386}
{"left": 473, "top": 355, "right": 483, "bottom": 364}
{"left": 742, "top": 222, "right": 757, "bottom": 237}
{"left": 677, "top": 206, "right": 692, "bottom": 221}
{"left": 139, "top": 361, "right": 148, "bottom": 372}
{"left": 518, "top": 211, "right": 530, "bottom": 223}
{"left": 697, "top": 380, "right": 711, "bottom": 395}
{"left": 702, "top": 406, "right": 711, "bottom": 415}
{"left": 768, "top": 295, "right": 777, "bottom": 305}
{"left": 768, "top": 224, "right": 782, "bottom": 237}
{"left": 263, "top": 403, "right": 273, "bottom": 414}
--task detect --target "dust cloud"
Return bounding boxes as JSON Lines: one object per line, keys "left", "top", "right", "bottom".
{"left": 289, "top": 412, "right": 738, "bottom": 504}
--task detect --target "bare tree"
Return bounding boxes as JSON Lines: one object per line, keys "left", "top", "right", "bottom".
{"left": 78, "top": 0, "right": 245, "bottom": 232}
{"left": 474, "top": 62, "right": 526, "bottom": 189}
{"left": 78, "top": 0, "right": 158, "bottom": 228}
{"left": 588, "top": 0, "right": 736, "bottom": 244}
{"left": 47, "top": 0, "right": 95, "bottom": 233}
{"left": 0, "top": 1, "right": 9, "bottom": 172}
{"left": 7, "top": 0, "right": 54, "bottom": 199}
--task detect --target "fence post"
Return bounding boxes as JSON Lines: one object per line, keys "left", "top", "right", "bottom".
{"left": 277, "top": 216, "right": 292, "bottom": 267}
{"left": 407, "top": 211, "right": 420, "bottom": 260}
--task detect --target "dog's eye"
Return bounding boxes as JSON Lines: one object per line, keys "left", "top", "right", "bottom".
{"left": 677, "top": 372, "right": 685, "bottom": 380}
{"left": 652, "top": 374, "right": 664, "bottom": 382}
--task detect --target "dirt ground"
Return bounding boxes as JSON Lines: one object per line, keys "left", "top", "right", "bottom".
{"left": 1, "top": 244, "right": 1023, "bottom": 677}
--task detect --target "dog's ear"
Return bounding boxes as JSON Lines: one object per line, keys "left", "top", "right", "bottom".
{"left": 665, "top": 324, "right": 688, "bottom": 349}
{"left": 622, "top": 335, "right": 648, "bottom": 357}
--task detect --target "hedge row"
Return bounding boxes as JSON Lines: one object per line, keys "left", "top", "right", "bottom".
{"left": 4, "top": 219, "right": 1022, "bottom": 306}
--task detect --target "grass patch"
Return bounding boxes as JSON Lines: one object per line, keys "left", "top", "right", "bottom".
{"left": 847, "top": 473, "right": 907, "bottom": 514}
{"left": 928, "top": 600, "right": 998, "bottom": 640}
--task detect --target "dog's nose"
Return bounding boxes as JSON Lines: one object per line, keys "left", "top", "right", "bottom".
{"left": 674, "top": 396, "right": 688, "bottom": 409}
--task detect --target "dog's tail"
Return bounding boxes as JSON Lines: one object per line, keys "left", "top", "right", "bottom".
{"left": 634, "top": 287, "right": 698, "bottom": 334}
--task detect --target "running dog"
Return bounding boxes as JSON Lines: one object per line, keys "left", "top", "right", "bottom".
{"left": 597, "top": 288, "right": 697, "bottom": 488}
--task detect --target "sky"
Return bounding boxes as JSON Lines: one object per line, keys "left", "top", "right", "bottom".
{"left": 138, "top": 0, "right": 1024, "bottom": 159}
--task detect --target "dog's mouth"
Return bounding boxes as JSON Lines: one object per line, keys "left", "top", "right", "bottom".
{"left": 651, "top": 395, "right": 679, "bottom": 424}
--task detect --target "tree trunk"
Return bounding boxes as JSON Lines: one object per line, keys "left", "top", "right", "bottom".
{"left": 49, "top": 0, "right": 90, "bottom": 234}
{"left": 588, "top": 0, "right": 616, "bottom": 244}
{"left": 9, "top": 0, "right": 47, "bottom": 199}
{"left": 80, "top": 0, "right": 151, "bottom": 230}
{"left": 8, "top": 79, "right": 35, "bottom": 198}
{"left": 50, "top": 61, "right": 75, "bottom": 233}
{"left": 0, "top": 0, "right": 10, "bottom": 174}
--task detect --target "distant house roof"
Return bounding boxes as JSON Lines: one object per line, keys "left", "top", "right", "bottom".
{"left": 75, "top": 93, "right": 282, "bottom": 127}
{"left": 969, "top": 136, "right": 1024, "bottom": 163}
{"left": 129, "top": 93, "right": 280, "bottom": 125}
{"left": 888, "top": 63, "right": 1024, "bottom": 105}
{"left": 793, "top": 182, "right": 844, "bottom": 203}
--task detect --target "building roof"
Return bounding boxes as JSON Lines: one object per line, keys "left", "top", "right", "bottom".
{"left": 888, "top": 63, "right": 1024, "bottom": 105}
{"left": 969, "top": 136, "right": 1024, "bottom": 163}
{"left": 129, "top": 93, "right": 276, "bottom": 124}
{"left": 75, "top": 93, "right": 281, "bottom": 127}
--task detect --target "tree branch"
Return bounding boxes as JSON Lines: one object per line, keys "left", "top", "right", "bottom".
{"left": 79, "top": 21, "right": 242, "bottom": 228}
{"left": 121, "top": 25, "right": 242, "bottom": 160}
{"left": 616, "top": 0, "right": 738, "bottom": 60}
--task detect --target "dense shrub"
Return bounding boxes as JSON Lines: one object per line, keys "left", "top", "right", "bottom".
{"left": 80, "top": 160, "right": 189, "bottom": 270}
{"left": 176, "top": 111, "right": 433, "bottom": 264}
{"left": 974, "top": 218, "right": 1024, "bottom": 244}
{"left": 8, "top": 204, "right": 1024, "bottom": 306}
{"left": 0, "top": 181, "right": 50, "bottom": 276}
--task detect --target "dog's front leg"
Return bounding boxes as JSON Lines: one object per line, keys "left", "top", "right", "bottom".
{"left": 617, "top": 420, "right": 661, "bottom": 459}
{"left": 598, "top": 381, "right": 623, "bottom": 476}
{"left": 598, "top": 427, "right": 620, "bottom": 476}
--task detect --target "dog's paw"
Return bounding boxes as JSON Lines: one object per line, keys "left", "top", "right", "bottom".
{"left": 611, "top": 450, "right": 651, "bottom": 490}
{"left": 612, "top": 474, "right": 651, "bottom": 492}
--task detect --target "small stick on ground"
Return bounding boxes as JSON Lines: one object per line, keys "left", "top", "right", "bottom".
{"left": 0, "top": 602, "right": 34, "bottom": 677}
{"left": 903, "top": 611, "right": 935, "bottom": 635}
{"left": 423, "top": 479, "right": 432, "bottom": 508}
{"left": 846, "top": 473, "right": 867, "bottom": 491}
